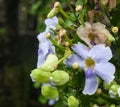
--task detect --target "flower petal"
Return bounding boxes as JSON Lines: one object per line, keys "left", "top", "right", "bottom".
{"left": 89, "top": 44, "right": 112, "bottom": 62}
{"left": 45, "top": 16, "right": 58, "bottom": 30}
{"left": 64, "top": 54, "right": 84, "bottom": 68}
{"left": 94, "top": 62, "right": 115, "bottom": 84}
{"left": 72, "top": 42, "right": 89, "bottom": 59}
{"left": 85, "top": 67, "right": 95, "bottom": 78}
{"left": 83, "top": 75, "right": 98, "bottom": 95}
{"left": 37, "top": 51, "right": 45, "bottom": 68}
{"left": 37, "top": 32, "right": 47, "bottom": 42}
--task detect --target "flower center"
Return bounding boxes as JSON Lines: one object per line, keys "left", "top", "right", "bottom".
{"left": 85, "top": 57, "right": 95, "bottom": 78}
{"left": 88, "top": 33, "right": 94, "bottom": 41}
{"left": 85, "top": 57, "right": 95, "bottom": 69}
{"left": 88, "top": 33, "right": 96, "bottom": 45}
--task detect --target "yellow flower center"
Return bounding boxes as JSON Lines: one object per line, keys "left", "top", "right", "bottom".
{"left": 88, "top": 33, "right": 95, "bottom": 41}
{"left": 85, "top": 57, "right": 95, "bottom": 69}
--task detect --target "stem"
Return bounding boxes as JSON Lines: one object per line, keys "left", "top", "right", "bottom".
{"left": 59, "top": 6, "right": 69, "bottom": 19}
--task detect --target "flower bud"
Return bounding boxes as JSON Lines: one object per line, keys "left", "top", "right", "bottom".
{"left": 41, "top": 54, "right": 58, "bottom": 72}
{"left": 112, "top": 27, "right": 119, "bottom": 33}
{"left": 109, "top": 84, "right": 120, "bottom": 98}
{"left": 65, "top": 41, "right": 70, "bottom": 47}
{"left": 103, "top": 80, "right": 117, "bottom": 90}
{"left": 110, "top": 104, "right": 116, "bottom": 107}
{"left": 75, "top": 5, "right": 82, "bottom": 12}
{"left": 59, "top": 29, "right": 67, "bottom": 36}
{"left": 47, "top": 7, "right": 59, "bottom": 18}
{"left": 41, "top": 86, "right": 59, "bottom": 99}
{"left": 51, "top": 70, "right": 69, "bottom": 85}
{"left": 30, "top": 68, "right": 51, "bottom": 83}
{"left": 54, "top": 2, "right": 60, "bottom": 8}
{"left": 107, "top": 33, "right": 115, "bottom": 43}
{"left": 96, "top": 88, "right": 102, "bottom": 95}
{"left": 72, "top": 62, "right": 79, "bottom": 69}
{"left": 45, "top": 32, "right": 51, "bottom": 38}
{"left": 67, "top": 96, "right": 79, "bottom": 107}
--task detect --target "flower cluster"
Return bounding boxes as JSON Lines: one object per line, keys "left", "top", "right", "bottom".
{"left": 30, "top": 1, "right": 120, "bottom": 107}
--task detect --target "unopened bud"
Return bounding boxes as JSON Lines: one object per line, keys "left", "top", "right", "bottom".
{"left": 112, "top": 27, "right": 119, "bottom": 33}
{"left": 46, "top": 32, "right": 51, "bottom": 38}
{"left": 72, "top": 62, "right": 79, "bottom": 69}
{"left": 51, "top": 70, "right": 69, "bottom": 85}
{"left": 75, "top": 5, "right": 82, "bottom": 12}
{"left": 107, "top": 33, "right": 115, "bottom": 42}
{"left": 41, "top": 86, "right": 59, "bottom": 99}
{"left": 30, "top": 68, "right": 51, "bottom": 83}
{"left": 103, "top": 80, "right": 117, "bottom": 90}
{"left": 65, "top": 41, "right": 70, "bottom": 47}
{"left": 54, "top": 2, "right": 60, "bottom": 8}
{"left": 96, "top": 88, "right": 102, "bottom": 95}
{"left": 109, "top": 84, "right": 120, "bottom": 98}
{"left": 59, "top": 29, "right": 67, "bottom": 36}
{"left": 68, "top": 96, "right": 79, "bottom": 107}
{"left": 41, "top": 54, "right": 58, "bottom": 72}
{"left": 47, "top": 7, "right": 59, "bottom": 18}
{"left": 110, "top": 104, "right": 115, "bottom": 107}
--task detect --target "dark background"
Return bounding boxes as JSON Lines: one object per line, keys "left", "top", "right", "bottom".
{"left": 0, "top": 0, "right": 52, "bottom": 107}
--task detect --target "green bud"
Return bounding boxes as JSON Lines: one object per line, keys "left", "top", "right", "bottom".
{"left": 103, "top": 81, "right": 117, "bottom": 90}
{"left": 41, "top": 86, "right": 59, "bottom": 99}
{"left": 110, "top": 104, "right": 116, "bottom": 107}
{"left": 67, "top": 96, "right": 79, "bottom": 107}
{"left": 107, "top": 33, "right": 115, "bottom": 42}
{"left": 51, "top": 70, "right": 69, "bottom": 85}
{"left": 47, "top": 7, "right": 59, "bottom": 18}
{"left": 41, "top": 54, "right": 58, "bottom": 72}
{"left": 109, "top": 84, "right": 120, "bottom": 98}
{"left": 30, "top": 68, "right": 51, "bottom": 83}
{"left": 112, "top": 27, "right": 119, "bottom": 33}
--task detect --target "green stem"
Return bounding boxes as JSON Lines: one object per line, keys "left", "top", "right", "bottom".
{"left": 57, "top": 48, "right": 71, "bottom": 65}
{"left": 64, "top": 34, "right": 73, "bottom": 45}
{"left": 59, "top": 6, "right": 69, "bottom": 19}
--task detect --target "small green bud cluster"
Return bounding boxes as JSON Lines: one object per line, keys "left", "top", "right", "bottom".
{"left": 30, "top": 54, "right": 69, "bottom": 100}
{"left": 104, "top": 81, "right": 120, "bottom": 98}
{"left": 67, "top": 96, "right": 79, "bottom": 107}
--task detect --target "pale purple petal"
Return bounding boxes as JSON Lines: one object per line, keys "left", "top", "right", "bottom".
{"left": 85, "top": 67, "right": 95, "bottom": 78}
{"left": 83, "top": 75, "right": 98, "bottom": 95}
{"left": 45, "top": 16, "right": 58, "bottom": 30}
{"left": 72, "top": 42, "right": 89, "bottom": 59}
{"left": 37, "top": 40, "right": 55, "bottom": 68}
{"left": 88, "top": 44, "right": 112, "bottom": 63}
{"left": 37, "top": 32, "right": 47, "bottom": 42}
{"left": 94, "top": 62, "right": 115, "bottom": 84}
{"left": 37, "top": 51, "right": 45, "bottom": 68}
{"left": 64, "top": 54, "right": 84, "bottom": 68}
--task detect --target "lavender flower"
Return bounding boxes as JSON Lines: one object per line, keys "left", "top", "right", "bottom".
{"left": 37, "top": 16, "right": 58, "bottom": 68}
{"left": 64, "top": 42, "right": 115, "bottom": 95}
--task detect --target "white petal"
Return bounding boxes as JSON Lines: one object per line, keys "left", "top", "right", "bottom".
{"left": 83, "top": 75, "right": 98, "bottom": 95}
{"left": 89, "top": 44, "right": 112, "bottom": 62}
{"left": 64, "top": 54, "right": 84, "bottom": 68}
{"left": 94, "top": 62, "right": 115, "bottom": 84}
{"left": 72, "top": 42, "right": 89, "bottom": 59}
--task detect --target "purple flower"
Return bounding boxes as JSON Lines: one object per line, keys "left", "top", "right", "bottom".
{"left": 64, "top": 42, "right": 115, "bottom": 95}
{"left": 37, "top": 16, "right": 58, "bottom": 68}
